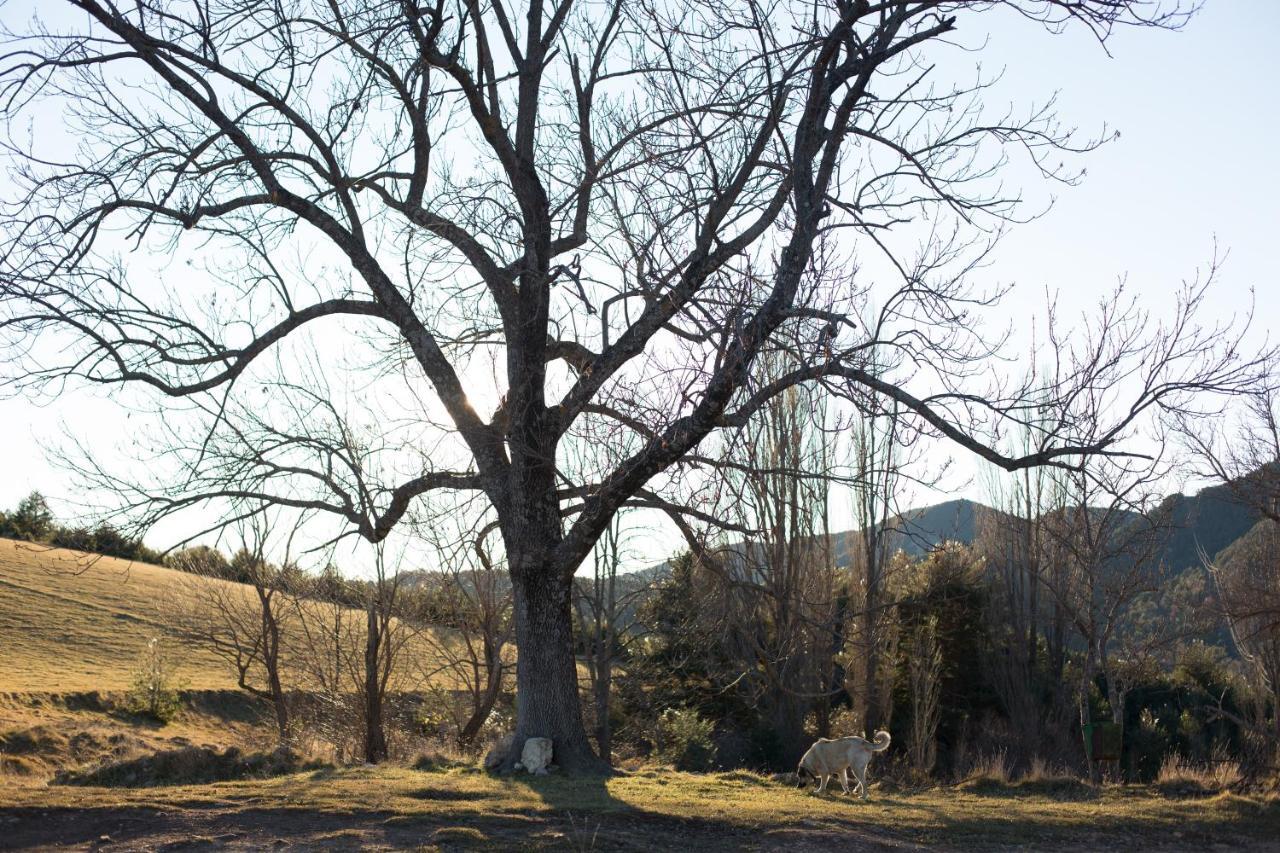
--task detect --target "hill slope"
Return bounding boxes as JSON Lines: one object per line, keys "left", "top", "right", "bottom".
{"left": 0, "top": 537, "right": 243, "bottom": 692}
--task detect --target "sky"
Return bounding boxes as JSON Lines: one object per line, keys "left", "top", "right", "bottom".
{"left": 0, "top": 1, "right": 1276, "bottom": 571}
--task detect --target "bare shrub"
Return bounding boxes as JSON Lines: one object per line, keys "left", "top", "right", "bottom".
{"left": 1158, "top": 751, "right": 1244, "bottom": 793}
{"left": 123, "top": 637, "right": 184, "bottom": 724}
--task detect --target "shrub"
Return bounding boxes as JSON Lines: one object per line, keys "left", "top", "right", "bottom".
{"left": 1157, "top": 749, "right": 1243, "bottom": 796}
{"left": 165, "top": 544, "right": 232, "bottom": 579}
{"left": 124, "top": 637, "right": 184, "bottom": 723}
{"left": 655, "top": 708, "right": 717, "bottom": 771}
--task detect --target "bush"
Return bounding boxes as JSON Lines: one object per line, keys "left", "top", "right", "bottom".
{"left": 655, "top": 708, "right": 717, "bottom": 771}
{"left": 1156, "top": 749, "right": 1243, "bottom": 797}
{"left": 124, "top": 637, "right": 184, "bottom": 723}
{"left": 165, "top": 545, "right": 232, "bottom": 579}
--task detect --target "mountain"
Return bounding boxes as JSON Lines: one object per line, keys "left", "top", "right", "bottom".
{"left": 1149, "top": 481, "right": 1263, "bottom": 574}
{"left": 646, "top": 480, "right": 1259, "bottom": 581}
{"left": 831, "top": 498, "right": 1009, "bottom": 565}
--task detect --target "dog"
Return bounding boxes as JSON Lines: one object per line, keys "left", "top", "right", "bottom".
{"left": 795, "top": 730, "right": 890, "bottom": 798}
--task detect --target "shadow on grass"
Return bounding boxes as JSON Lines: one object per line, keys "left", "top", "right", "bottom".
{"left": 505, "top": 770, "right": 783, "bottom": 850}
{"left": 9, "top": 772, "right": 1279, "bottom": 852}
{"left": 0, "top": 803, "right": 555, "bottom": 851}
{"left": 954, "top": 776, "right": 1100, "bottom": 801}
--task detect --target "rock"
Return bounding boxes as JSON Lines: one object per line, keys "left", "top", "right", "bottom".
{"left": 483, "top": 733, "right": 515, "bottom": 772}
{"left": 520, "top": 737, "right": 553, "bottom": 775}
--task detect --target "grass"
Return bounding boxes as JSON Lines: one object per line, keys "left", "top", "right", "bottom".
{"left": 2, "top": 764, "right": 1277, "bottom": 850}
{"left": 0, "top": 535, "right": 463, "bottom": 694}
{"left": 2, "top": 535, "right": 1278, "bottom": 849}
{"left": 0, "top": 537, "right": 240, "bottom": 691}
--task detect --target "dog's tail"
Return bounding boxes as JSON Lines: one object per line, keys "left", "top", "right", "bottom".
{"left": 869, "top": 730, "right": 891, "bottom": 752}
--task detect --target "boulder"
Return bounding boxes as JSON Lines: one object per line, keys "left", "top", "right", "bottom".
{"left": 520, "top": 737, "right": 553, "bottom": 775}
{"left": 482, "top": 733, "right": 514, "bottom": 772}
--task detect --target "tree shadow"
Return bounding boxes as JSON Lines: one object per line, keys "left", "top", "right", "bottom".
{"left": 503, "top": 770, "right": 761, "bottom": 848}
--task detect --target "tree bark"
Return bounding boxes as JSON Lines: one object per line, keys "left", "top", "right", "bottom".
{"left": 459, "top": 644, "right": 504, "bottom": 747}
{"left": 363, "top": 603, "right": 388, "bottom": 764}
{"left": 258, "top": 589, "right": 290, "bottom": 744}
{"left": 594, "top": 657, "right": 612, "bottom": 763}
{"left": 509, "top": 564, "right": 607, "bottom": 774}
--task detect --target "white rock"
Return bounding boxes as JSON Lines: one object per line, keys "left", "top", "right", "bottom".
{"left": 520, "top": 737, "right": 553, "bottom": 775}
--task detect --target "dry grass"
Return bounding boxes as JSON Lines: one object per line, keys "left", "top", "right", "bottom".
{"left": 0, "top": 536, "right": 463, "bottom": 693}
{"left": 2, "top": 764, "right": 1278, "bottom": 850}
{"left": 1158, "top": 752, "right": 1245, "bottom": 795}
{"left": 3, "top": 536, "right": 1277, "bottom": 849}
{"left": 0, "top": 537, "right": 242, "bottom": 691}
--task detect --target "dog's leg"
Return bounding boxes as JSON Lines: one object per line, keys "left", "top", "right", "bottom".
{"left": 840, "top": 768, "right": 851, "bottom": 795}
{"left": 854, "top": 763, "right": 868, "bottom": 800}
{"left": 816, "top": 773, "right": 829, "bottom": 794}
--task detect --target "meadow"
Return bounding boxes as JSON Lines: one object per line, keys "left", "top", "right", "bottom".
{"left": 4, "top": 763, "right": 1279, "bottom": 850}
{"left": 2, "top": 536, "right": 1279, "bottom": 850}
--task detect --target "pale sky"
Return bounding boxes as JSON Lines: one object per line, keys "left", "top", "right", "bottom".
{"left": 0, "top": 2, "right": 1275, "bottom": 571}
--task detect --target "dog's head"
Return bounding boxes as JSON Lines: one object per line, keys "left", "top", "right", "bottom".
{"left": 795, "top": 766, "right": 810, "bottom": 788}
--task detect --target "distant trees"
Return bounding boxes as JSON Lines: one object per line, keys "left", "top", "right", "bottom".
{"left": 0, "top": 491, "right": 160, "bottom": 563}
{"left": 0, "top": 492, "right": 53, "bottom": 542}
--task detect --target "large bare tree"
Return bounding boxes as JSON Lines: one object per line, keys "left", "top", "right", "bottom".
{"left": 0, "top": 0, "right": 1258, "bottom": 770}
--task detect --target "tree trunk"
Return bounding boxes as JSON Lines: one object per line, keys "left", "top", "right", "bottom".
{"left": 260, "top": 595, "right": 290, "bottom": 745}
{"left": 594, "top": 657, "right": 612, "bottom": 763}
{"left": 363, "top": 604, "right": 388, "bottom": 764}
{"left": 459, "top": 647, "right": 504, "bottom": 747}
{"left": 265, "top": 640, "right": 289, "bottom": 744}
{"left": 509, "top": 565, "right": 607, "bottom": 773}
{"left": 772, "top": 695, "right": 809, "bottom": 768}
{"left": 1080, "top": 652, "right": 1101, "bottom": 784}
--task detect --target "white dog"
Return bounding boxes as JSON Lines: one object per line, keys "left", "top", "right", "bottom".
{"left": 795, "top": 731, "right": 891, "bottom": 798}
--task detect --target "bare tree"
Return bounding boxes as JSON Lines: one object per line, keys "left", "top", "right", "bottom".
{"left": 1037, "top": 458, "right": 1170, "bottom": 781}
{"left": 844, "top": 387, "right": 909, "bottom": 735}
{"left": 412, "top": 535, "right": 514, "bottom": 748}
{"left": 1207, "top": 519, "right": 1280, "bottom": 770}
{"left": 1178, "top": 375, "right": 1280, "bottom": 524}
{"left": 289, "top": 564, "right": 363, "bottom": 762}
{"left": 572, "top": 513, "right": 653, "bottom": 763}
{"left": 907, "top": 615, "right": 943, "bottom": 774}
{"left": 0, "top": 0, "right": 1258, "bottom": 771}
{"left": 975, "top": 407, "right": 1071, "bottom": 768}
{"left": 1178, "top": 360, "right": 1280, "bottom": 773}
{"left": 711, "top": 360, "right": 842, "bottom": 765}
{"left": 165, "top": 517, "right": 301, "bottom": 744}
{"left": 358, "top": 546, "right": 414, "bottom": 763}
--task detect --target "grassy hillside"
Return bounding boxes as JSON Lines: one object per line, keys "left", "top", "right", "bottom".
{"left": 0, "top": 537, "right": 244, "bottom": 692}
{"left": 0, "top": 536, "right": 467, "bottom": 695}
